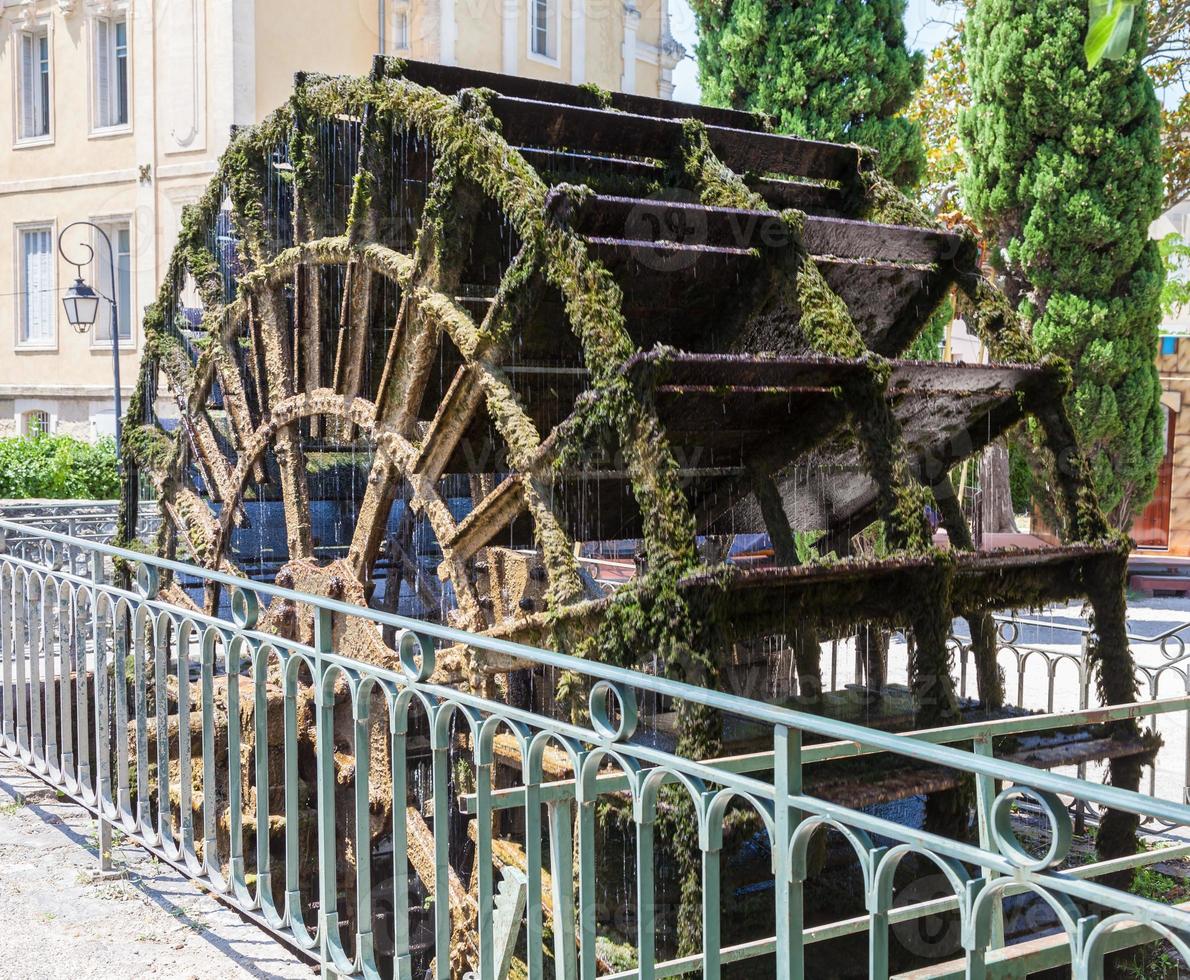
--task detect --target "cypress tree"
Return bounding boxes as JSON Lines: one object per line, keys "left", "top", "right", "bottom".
{"left": 961, "top": 0, "right": 1165, "bottom": 526}
{"left": 690, "top": 0, "right": 926, "bottom": 187}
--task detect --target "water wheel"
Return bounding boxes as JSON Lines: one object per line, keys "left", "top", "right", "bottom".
{"left": 118, "top": 58, "right": 1139, "bottom": 975}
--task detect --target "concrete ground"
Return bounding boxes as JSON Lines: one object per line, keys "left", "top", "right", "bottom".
{"left": 0, "top": 758, "right": 314, "bottom": 980}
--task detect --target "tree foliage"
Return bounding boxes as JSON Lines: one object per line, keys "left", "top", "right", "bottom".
{"left": 914, "top": 1, "right": 1190, "bottom": 209}
{"left": 1159, "top": 231, "right": 1190, "bottom": 315}
{"left": 1085, "top": 0, "right": 1142, "bottom": 68}
{"left": 961, "top": 0, "right": 1166, "bottom": 527}
{"left": 905, "top": 26, "right": 969, "bottom": 211}
{"left": 0, "top": 434, "right": 119, "bottom": 500}
{"left": 1148, "top": 0, "right": 1190, "bottom": 207}
{"left": 690, "top": 0, "right": 926, "bottom": 187}
{"left": 908, "top": 294, "right": 953, "bottom": 359}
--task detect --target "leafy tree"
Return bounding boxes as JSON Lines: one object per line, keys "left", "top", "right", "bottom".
{"left": 1090, "top": 0, "right": 1190, "bottom": 206}
{"left": 690, "top": 0, "right": 926, "bottom": 187}
{"left": 1159, "top": 232, "right": 1190, "bottom": 315}
{"left": 917, "top": 1, "right": 1190, "bottom": 208}
{"left": 961, "top": 0, "right": 1166, "bottom": 526}
{"left": 905, "top": 27, "right": 969, "bottom": 211}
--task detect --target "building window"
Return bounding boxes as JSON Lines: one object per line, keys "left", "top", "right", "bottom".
{"left": 94, "top": 16, "right": 129, "bottom": 130}
{"left": 94, "top": 222, "right": 132, "bottom": 344}
{"left": 17, "top": 27, "right": 51, "bottom": 140}
{"left": 22, "top": 410, "right": 50, "bottom": 437}
{"left": 530, "top": 0, "right": 557, "bottom": 59}
{"left": 18, "top": 226, "right": 55, "bottom": 347}
{"left": 392, "top": 4, "right": 410, "bottom": 50}
{"left": 1162, "top": 336, "right": 1179, "bottom": 357}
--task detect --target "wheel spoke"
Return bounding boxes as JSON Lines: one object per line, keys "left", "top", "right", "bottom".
{"left": 256, "top": 283, "right": 314, "bottom": 560}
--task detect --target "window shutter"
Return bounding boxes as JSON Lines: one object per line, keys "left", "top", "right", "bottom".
{"left": 115, "top": 20, "right": 128, "bottom": 125}
{"left": 20, "top": 34, "right": 35, "bottom": 138}
{"left": 95, "top": 18, "right": 111, "bottom": 127}
{"left": 96, "top": 228, "right": 112, "bottom": 341}
{"left": 117, "top": 227, "right": 131, "bottom": 340}
{"left": 38, "top": 35, "right": 49, "bottom": 136}
{"left": 23, "top": 231, "right": 52, "bottom": 344}
{"left": 33, "top": 230, "right": 52, "bottom": 343}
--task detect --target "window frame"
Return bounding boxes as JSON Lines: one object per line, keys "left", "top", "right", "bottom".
{"left": 14, "top": 221, "right": 58, "bottom": 352}
{"left": 90, "top": 10, "right": 132, "bottom": 136}
{"left": 527, "top": 0, "right": 561, "bottom": 65}
{"left": 90, "top": 216, "right": 135, "bottom": 351}
{"left": 391, "top": 0, "right": 411, "bottom": 51}
{"left": 13, "top": 20, "right": 53, "bottom": 146}
{"left": 22, "top": 409, "right": 51, "bottom": 437}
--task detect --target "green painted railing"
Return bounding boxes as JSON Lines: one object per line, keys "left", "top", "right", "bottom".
{"left": 1, "top": 517, "right": 1189, "bottom": 979}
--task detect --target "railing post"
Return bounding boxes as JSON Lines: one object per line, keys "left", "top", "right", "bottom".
{"left": 313, "top": 607, "right": 343, "bottom": 980}
{"left": 353, "top": 697, "right": 376, "bottom": 974}
{"left": 91, "top": 549, "right": 113, "bottom": 857}
{"left": 578, "top": 786, "right": 598, "bottom": 980}
{"left": 774, "top": 723, "right": 803, "bottom": 980}
{"left": 57, "top": 584, "right": 75, "bottom": 785}
{"left": 636, "top": 806, "right": 656, "bottom": 980}
{"left": 477, "top": 751, "right": 496, "bottom": 980}
{"left": 98, "top": 809, "right": 114, "bottom": 873}
{"left": 430, "top": 731, "right": 451, "bottom": 980}
{"left": 524, "top": 773, "right": 544, "bottom": 980}
{"left": 1075, "top": 640, "right": 1091, "bottom": 836}
{"left": 283, "top": 644, "right": 312, "bottom": 947}
{"left": 112, "top": 603, "right": 131, "bottom": 821}
{"left": 1183, "top": 676, "right": 1190, "bottom": 809}
{"left": 972, "top": 735, "right": 1004, "bottom": 949}
{"left": 702, "top": 814, "right": 722, "bottom": 980}
{"left": 30, "top": 568, "right": 48, "bottom": 768}
{"left": 14, "top": 567, "right": 28, "bottom": 757}
{"left": 546, "top": 798, "right": 578, "bottom": 980}
{"left": 390, "top": 720, "right": 413, "bottom": 980}
{"left": 1, "top": 558, "right": 12, "bottom": 748}
{"left": 141, "top": 599, "right": 160, "bottom": 835}
{"left": 75, "top": 560, "right": 95, "bottom": 797}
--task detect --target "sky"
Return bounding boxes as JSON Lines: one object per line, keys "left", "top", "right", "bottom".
{"left": 667, "top": 0, "right": 961, "bottom": 105}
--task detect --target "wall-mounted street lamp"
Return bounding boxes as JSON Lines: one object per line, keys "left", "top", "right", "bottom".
{"left": 59, "top": 221, "right": 123, "bottom": 463}
{"left": 62, "top": 277, "right": 101, "bottom": 330}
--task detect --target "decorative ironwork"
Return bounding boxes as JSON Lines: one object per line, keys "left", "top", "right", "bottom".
{"left": 2, "top": 520, "right": 1189, "bottom": 979}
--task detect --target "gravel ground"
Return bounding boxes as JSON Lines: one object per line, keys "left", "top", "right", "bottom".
{"left": 0, "top": 759, "right": 314, "bottom": 980}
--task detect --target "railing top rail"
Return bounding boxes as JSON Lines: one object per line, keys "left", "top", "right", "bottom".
{"left": 991, "top": 611, "right": 1190, "bottom": 645}
{"left": 4, "top": 516, "right": 1190, "bottom": 827}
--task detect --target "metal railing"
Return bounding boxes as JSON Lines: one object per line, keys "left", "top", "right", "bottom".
{"left": 2, "top": 517, "right": 1190, "bottom": 979}
{"left": 0, "top": 499, "right": 160, "bottom": 547}
{"left": 800, "top": 611, "right": 1190, "bottom": 826}
{"left": 960, "top": 615, "right": 1190, "bottom": 823}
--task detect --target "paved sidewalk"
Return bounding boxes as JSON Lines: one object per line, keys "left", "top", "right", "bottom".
{"left": 0, "top": 758, "right": 313, "bottom": 980}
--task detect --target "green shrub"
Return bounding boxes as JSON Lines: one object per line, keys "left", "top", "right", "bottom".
{"left": 0, "top": 434, "right": 119, "bottom": 500}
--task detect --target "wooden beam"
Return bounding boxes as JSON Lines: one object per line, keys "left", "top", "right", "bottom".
{"left": 414, "top": 365, "right": 484, "bottom": 483}
{"left": 443, "top": 476, "right": 527, "bottom": 564}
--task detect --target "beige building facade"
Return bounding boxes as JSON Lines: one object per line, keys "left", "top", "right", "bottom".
{"left": 0, "top": 0, "right": 682, "bottom": 440}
